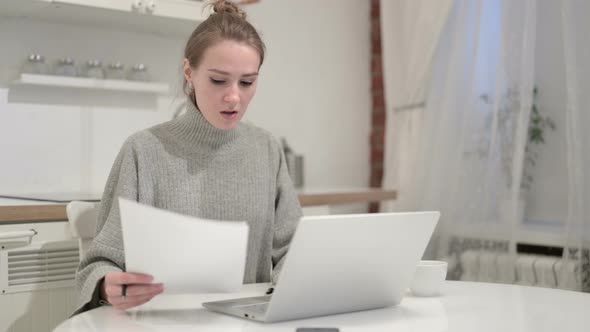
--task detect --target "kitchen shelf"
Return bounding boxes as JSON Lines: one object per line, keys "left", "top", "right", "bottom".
{"left": 12, "top": 73, "right": 170, "bottom": 94}
{"left": 0, "top": 0, "right": 209, "bottom": 36}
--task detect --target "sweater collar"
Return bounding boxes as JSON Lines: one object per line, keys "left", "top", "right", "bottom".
{"left": 168, "top": 100, "right": 242, "bottom": 150}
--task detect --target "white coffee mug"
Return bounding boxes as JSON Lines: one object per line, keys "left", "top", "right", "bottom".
{"left": 410, "top": 260, "right": 448, "bottom": 297}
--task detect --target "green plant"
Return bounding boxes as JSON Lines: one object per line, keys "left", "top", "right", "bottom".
{"left": 522, "top": 87, "right": 556, "bottom": 190}
{"left": 479, "top": 86, "right": 556, "bottom": 190}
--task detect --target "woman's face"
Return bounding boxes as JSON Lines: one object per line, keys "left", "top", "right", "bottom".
{"left": 184, "top": 40, "right": 260, "bottom": 130}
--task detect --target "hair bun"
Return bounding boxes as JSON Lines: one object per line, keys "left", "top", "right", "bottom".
{"left": 211, "top": 0, "right": 247, "bottom": 19}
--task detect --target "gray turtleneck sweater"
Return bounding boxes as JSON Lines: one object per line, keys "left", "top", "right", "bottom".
{"left": 74, "top": 101, "right": 302, "bottom": 314}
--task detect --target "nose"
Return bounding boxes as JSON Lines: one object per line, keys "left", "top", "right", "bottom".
{"left": 223, "top": 83, "right": 240, "bottom": 106}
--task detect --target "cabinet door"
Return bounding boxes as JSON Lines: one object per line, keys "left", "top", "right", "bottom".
{"left": 44, "top": 0, "right": 136, "bottom": 12}
{"left": 147, "top": 0, "right": 208, "bottom": 22}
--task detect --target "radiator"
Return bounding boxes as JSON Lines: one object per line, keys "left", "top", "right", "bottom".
{"left": 0, "top": 222, "right": 79, "bottom": 332}
{"left": 458, "top": 249, "right": 581, "bottom": 291}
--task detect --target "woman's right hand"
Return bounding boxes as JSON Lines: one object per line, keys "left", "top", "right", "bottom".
{"left": 100, "top": 272, "right": 164, "bottom": 310}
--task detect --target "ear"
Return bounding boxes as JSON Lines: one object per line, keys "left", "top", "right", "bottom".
{"left": 183, "top": 58, "right": 193, "bottom": 84}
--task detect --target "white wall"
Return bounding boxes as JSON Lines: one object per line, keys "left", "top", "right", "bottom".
{"left": 244, "top": 0, "right": 371, "bottom": 188}
{"left": 0, "top": 0, "right": 370, "bottom": 197}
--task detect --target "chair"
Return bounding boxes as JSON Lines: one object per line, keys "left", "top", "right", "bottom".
{"left": 66, "top": 201, "right": 100, "bottom": 260}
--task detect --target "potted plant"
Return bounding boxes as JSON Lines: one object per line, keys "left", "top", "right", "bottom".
{"left": 479, "top": 86, "right": 556, "bottom": 223}
{"left": 521, "top": 87, "right": 556, "bottom": 190}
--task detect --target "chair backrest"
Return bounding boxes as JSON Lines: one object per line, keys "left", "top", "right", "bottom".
{"left": 66, "top": 201, "right": 101, "bottom": 260}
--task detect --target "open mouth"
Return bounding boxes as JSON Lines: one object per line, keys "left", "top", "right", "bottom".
{"left": 220, "top": 111, "right": 238, "bottom": 119}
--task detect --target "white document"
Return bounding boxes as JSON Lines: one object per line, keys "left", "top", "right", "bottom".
{"left": 118, "top": 198, "right": 249, "bottom": 294}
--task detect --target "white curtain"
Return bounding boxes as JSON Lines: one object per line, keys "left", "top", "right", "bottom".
{"left": 379, "top": 0, "right": 453, "bottom": 212}
{"left": 382, "top": 0, "right": 589, "bottom": 291}
{"left": 561, "top": 0, "right": 590, "bottom": 292}
{"left": 381, "top": 0, "right": 537, "bottom": 268}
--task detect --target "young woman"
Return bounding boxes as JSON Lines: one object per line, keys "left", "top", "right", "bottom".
{"left": 74, "top": 0, "right": 301, "bottom": 313}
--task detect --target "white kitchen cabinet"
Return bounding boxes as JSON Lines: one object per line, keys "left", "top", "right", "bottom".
{"left": 0, "top": 221, "right": 78, "bottom": 332}
{"left": 0, "top": 0, "right": 210, "bottom": 36}
{"left": 44, "top": 0, "right": 208, "bottom": 20}
{"left": 43, "top": 0, "right": 139, "bottom": 12}
{"left": 150, "top": 0, "right": 210, "bottom": 21}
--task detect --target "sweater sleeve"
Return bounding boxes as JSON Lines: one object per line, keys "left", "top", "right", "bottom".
{"left": 271, "top": 141, "right": 303, "bottom": 284}
{"left": 72, "top": 139, "right": 139, "bottom": 315}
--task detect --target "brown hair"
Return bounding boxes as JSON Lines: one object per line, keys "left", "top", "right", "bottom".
{"left": 183, "top": 0, "right": 266, "bottom": 103}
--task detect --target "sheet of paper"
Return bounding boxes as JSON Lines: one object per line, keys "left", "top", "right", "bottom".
{"left": 118, "top": 198, "right": 249, "bottom": 294}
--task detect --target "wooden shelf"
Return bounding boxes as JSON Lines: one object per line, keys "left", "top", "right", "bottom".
{"left": 12, "top": 74, "right": 170, "bottom": 94}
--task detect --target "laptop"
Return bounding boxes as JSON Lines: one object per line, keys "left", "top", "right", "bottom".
{"left": 202, "top": 211, "right": 440, "bottom": 323}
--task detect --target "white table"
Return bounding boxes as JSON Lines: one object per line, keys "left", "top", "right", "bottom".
{"left": 55, "top": 281, "right": 590, "bottom": 332}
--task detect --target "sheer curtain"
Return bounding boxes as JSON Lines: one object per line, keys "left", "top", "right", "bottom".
{"left": 561, "top": 0, "right": 590, "bottom": 292}
{"left": 382, "top": 0, "right": 589, "bottom": 291}
{"left": 381, "top": 0, "right": 537, "bottom": 275}
{"left": 379, "top": 0, "right": 453, "bottom": 213}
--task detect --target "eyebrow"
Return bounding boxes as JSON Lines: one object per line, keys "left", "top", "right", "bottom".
{"left": 208, "top": 69, "right": 259, "bottom": 77}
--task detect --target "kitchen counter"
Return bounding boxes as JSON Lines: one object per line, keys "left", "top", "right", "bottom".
{"left": 296, "top": 187, "right": 397, "bottom": 206}
{"left": 0, "top": 188, "right": 397, "bottom": 224}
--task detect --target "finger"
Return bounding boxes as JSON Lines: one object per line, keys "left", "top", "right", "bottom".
{"left": 108, "top": 286, "right": 164, "bottom": 303}
{"left": 113, "top": 293, "right": 158, "bottom": 310}
{"left": 105, "top": 283, "right": 163, "bottom": 298}
{"left": 109, "top": 291, "right": 159, "bottom": 306}
{"left": 105, "top": 272, "right": 154, "bottom": 285}
{"left": 105, "top": 284, "right": 124, "bottom": 298}
{"left": 107, "top": 285, "right": 163, "bottom": 304}
{"left": 125, "top": 283, "right": 164, "bottom": 297}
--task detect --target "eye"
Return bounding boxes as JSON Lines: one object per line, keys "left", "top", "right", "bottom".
{"left": 240, "top": 81, "right": 253, "bottom": 87}
{"left": 210, "top": 78, "right": 225, "bottom": 85}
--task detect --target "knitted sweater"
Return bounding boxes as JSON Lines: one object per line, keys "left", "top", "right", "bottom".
{"left": 74, "top": 101, "right": 302, "bottom": 314}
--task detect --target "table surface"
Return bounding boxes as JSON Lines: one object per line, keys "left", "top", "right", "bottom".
{"left": 54, "top": 281, "right": 590, "bottom": 332}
